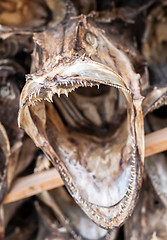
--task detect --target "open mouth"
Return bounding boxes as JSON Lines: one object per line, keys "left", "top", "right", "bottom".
{"left": 19, "top": 55, "right": 143, "bottom": 229}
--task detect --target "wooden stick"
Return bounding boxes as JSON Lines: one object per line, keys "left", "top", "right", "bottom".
{"left": 145, "top": 127, "right": 167, "bottom": 157}
{"left": 3, "top": 128, "right": 167, "bottom": 205}
{"left": 3, "top": 168, "right": 64, "bottom": 204}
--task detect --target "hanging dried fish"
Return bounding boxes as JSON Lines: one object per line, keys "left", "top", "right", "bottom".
{"left": 124, "top": 179, "right": 167, "bottom": 240}
{"left": 141, "top": 2, "right": 167, "bottom": 232}
{"left": 0, "top": 123, "right": 10, "bottom": 203}
{"left": 142, "top": 1, "right": 167, "bottom": 65}
{"left": 0, "top": 0, "right": 72, "bottom": 31}
{"left": 142, "top": 1, "right": 167, "bottom": 115}
{"left": 19, "top": 13, "right": 145, "bottom": 229}
{"left": 145, "top": 112, "right": 167, "bottom": 207}
{"left": 0, "top": 59, "right": 25, "bottom": 187}
{"left": 0, "top": 0, "right": 76, "bottom": 57}
{"left": 0, "top": 59, "right": 25, "bottom": 239}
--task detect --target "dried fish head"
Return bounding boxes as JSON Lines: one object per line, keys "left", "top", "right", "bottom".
{"left": 19, "top": 16, "right": 144, "bottom": 229}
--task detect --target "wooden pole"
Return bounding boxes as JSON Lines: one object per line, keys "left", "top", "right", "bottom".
{"left": 3, "top": 128, "right": 167, "bottom": 205}
{"left": 145, "top": 128, "right": 167, "bottom": 157}
{"left": 3, "top": 168, "right": 64, "bottom": 204}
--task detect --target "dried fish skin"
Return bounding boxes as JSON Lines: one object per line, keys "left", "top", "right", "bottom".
{"left": 124, "top": 179, "right": 167, "bottom": 240}
{"left": 144, "top": 107, "right": 167, "bottom": 207}
{"left": 0, "top": 59, "right": 33, "bottom": 188}
{"left": 0, "top": 123, "right": 10, "bottom": 239}
{"left": 0, "top": 0, "right": 69, "bottom": 30}
{"left": 0, "top": 0, "right": 76, "bottom": 34}
{"left": 0, "top": 34, "right": 34, "bottom": 58}
{"left": 0, "top": 60, "right": 24, "bottom": 144}
{"left": 0, "top": 122, "right": 10, "bottom": 203}
{"left": 141, "top": 1, "right": 167, "bottom": 113}
{"left": 19, "top": 15, "right": 144, "bottom": 229}
{"left": 0, "top": 0, "right": 76, "bottom": 57}
{"left": 35, "top": 200, "right": 73, "bottom": 240}
{"left": 142, "top": 1, "right": 167, "bottom": 64}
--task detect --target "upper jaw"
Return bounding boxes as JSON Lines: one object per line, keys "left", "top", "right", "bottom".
{"left": 20, "top": 56, "right": 132, "bottom": 109}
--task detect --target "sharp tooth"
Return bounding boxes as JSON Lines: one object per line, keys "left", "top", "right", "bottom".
{"left": 65, "top": 82, "right": 68, "bottom": 86}
{"left": 58, "top": 89, "right": 61, "bottom": 97}
{"left": 84, "top": 82, "right": 87, "bottom": 87}
{"left": 64, "top": 89, "right": 68, "bottom": 97}
{"left": 71, "top": 81, "right": 74, "bottom": 86}
{"left": 34, "top": 92, "right": 36, "bottom": 98}
{"left": 48, "top": 92, "right": 53, "bottom": 102}
{"left": 80, "top": 81, "right": 84, "bottom": 86}
{"left": 97, "top": 84, "right": 100, "bottom": 89}
{"left": 90, "top": 83, "right": 93, "bottom": 88}
{"left": 38, "top": 89, "right": 40, "bottom": 96}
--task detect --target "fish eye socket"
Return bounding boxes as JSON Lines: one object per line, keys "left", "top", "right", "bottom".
{"left": 85, "top": 32, "right": 98, "bottom": 47}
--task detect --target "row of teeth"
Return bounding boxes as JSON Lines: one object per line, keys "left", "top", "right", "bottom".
{"left": 27, "top": 79, "right": 131, "bottom": 105}
{"left": 55, "top": 80, "right": 100, "bottom": 89}
{"left": 27, "top": 81, "right": 101, "bottom": 103}
{"left": 119, "top": 137, "right": 136, "bottom": 216}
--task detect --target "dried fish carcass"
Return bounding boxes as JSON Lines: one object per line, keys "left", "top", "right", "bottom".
{"left": 19, "top": 11, "right": 145, "bottom": 229}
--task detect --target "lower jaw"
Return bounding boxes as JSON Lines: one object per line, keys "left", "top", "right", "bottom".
{"left": 40, "top": 105, "right": 141, "bottom": 229}
{"left": 43, "top": 132, "right": 140, "bottom": 229}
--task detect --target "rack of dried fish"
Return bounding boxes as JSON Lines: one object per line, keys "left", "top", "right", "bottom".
{"left": 0, "top": 0, "right": 167, "bottom": 239}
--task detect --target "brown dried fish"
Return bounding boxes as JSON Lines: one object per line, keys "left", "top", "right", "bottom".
{"left": 0, "top": 0, "right": 75, "bottom": 57}
{"left": 0, "top": 0, "right": 71, "bottom": 30}
{"left": 142, "top": 1, "right": 167, "bottom": 65}
{"left": 124, "top": 179, "right": 167, "bottom": 240}
{"left": 145, "top": 112, "right": 167, "bottom": 207}
{"left": 141, "top": 2, "right": 167, "bottom": 233}
{"left": 142, "top": 1, "right": 167, "bottom": 115}
{"left": 0, "top": 122, "right": 10, "bottom": 203}
{"left": 0, "top": 59, "right": 25, "bottom": 187}
{"left": 0, "top": 59, "right": 25, "bottom": 239}
{"left": 19, "top": 14, "right": 145, "bottom": 229}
